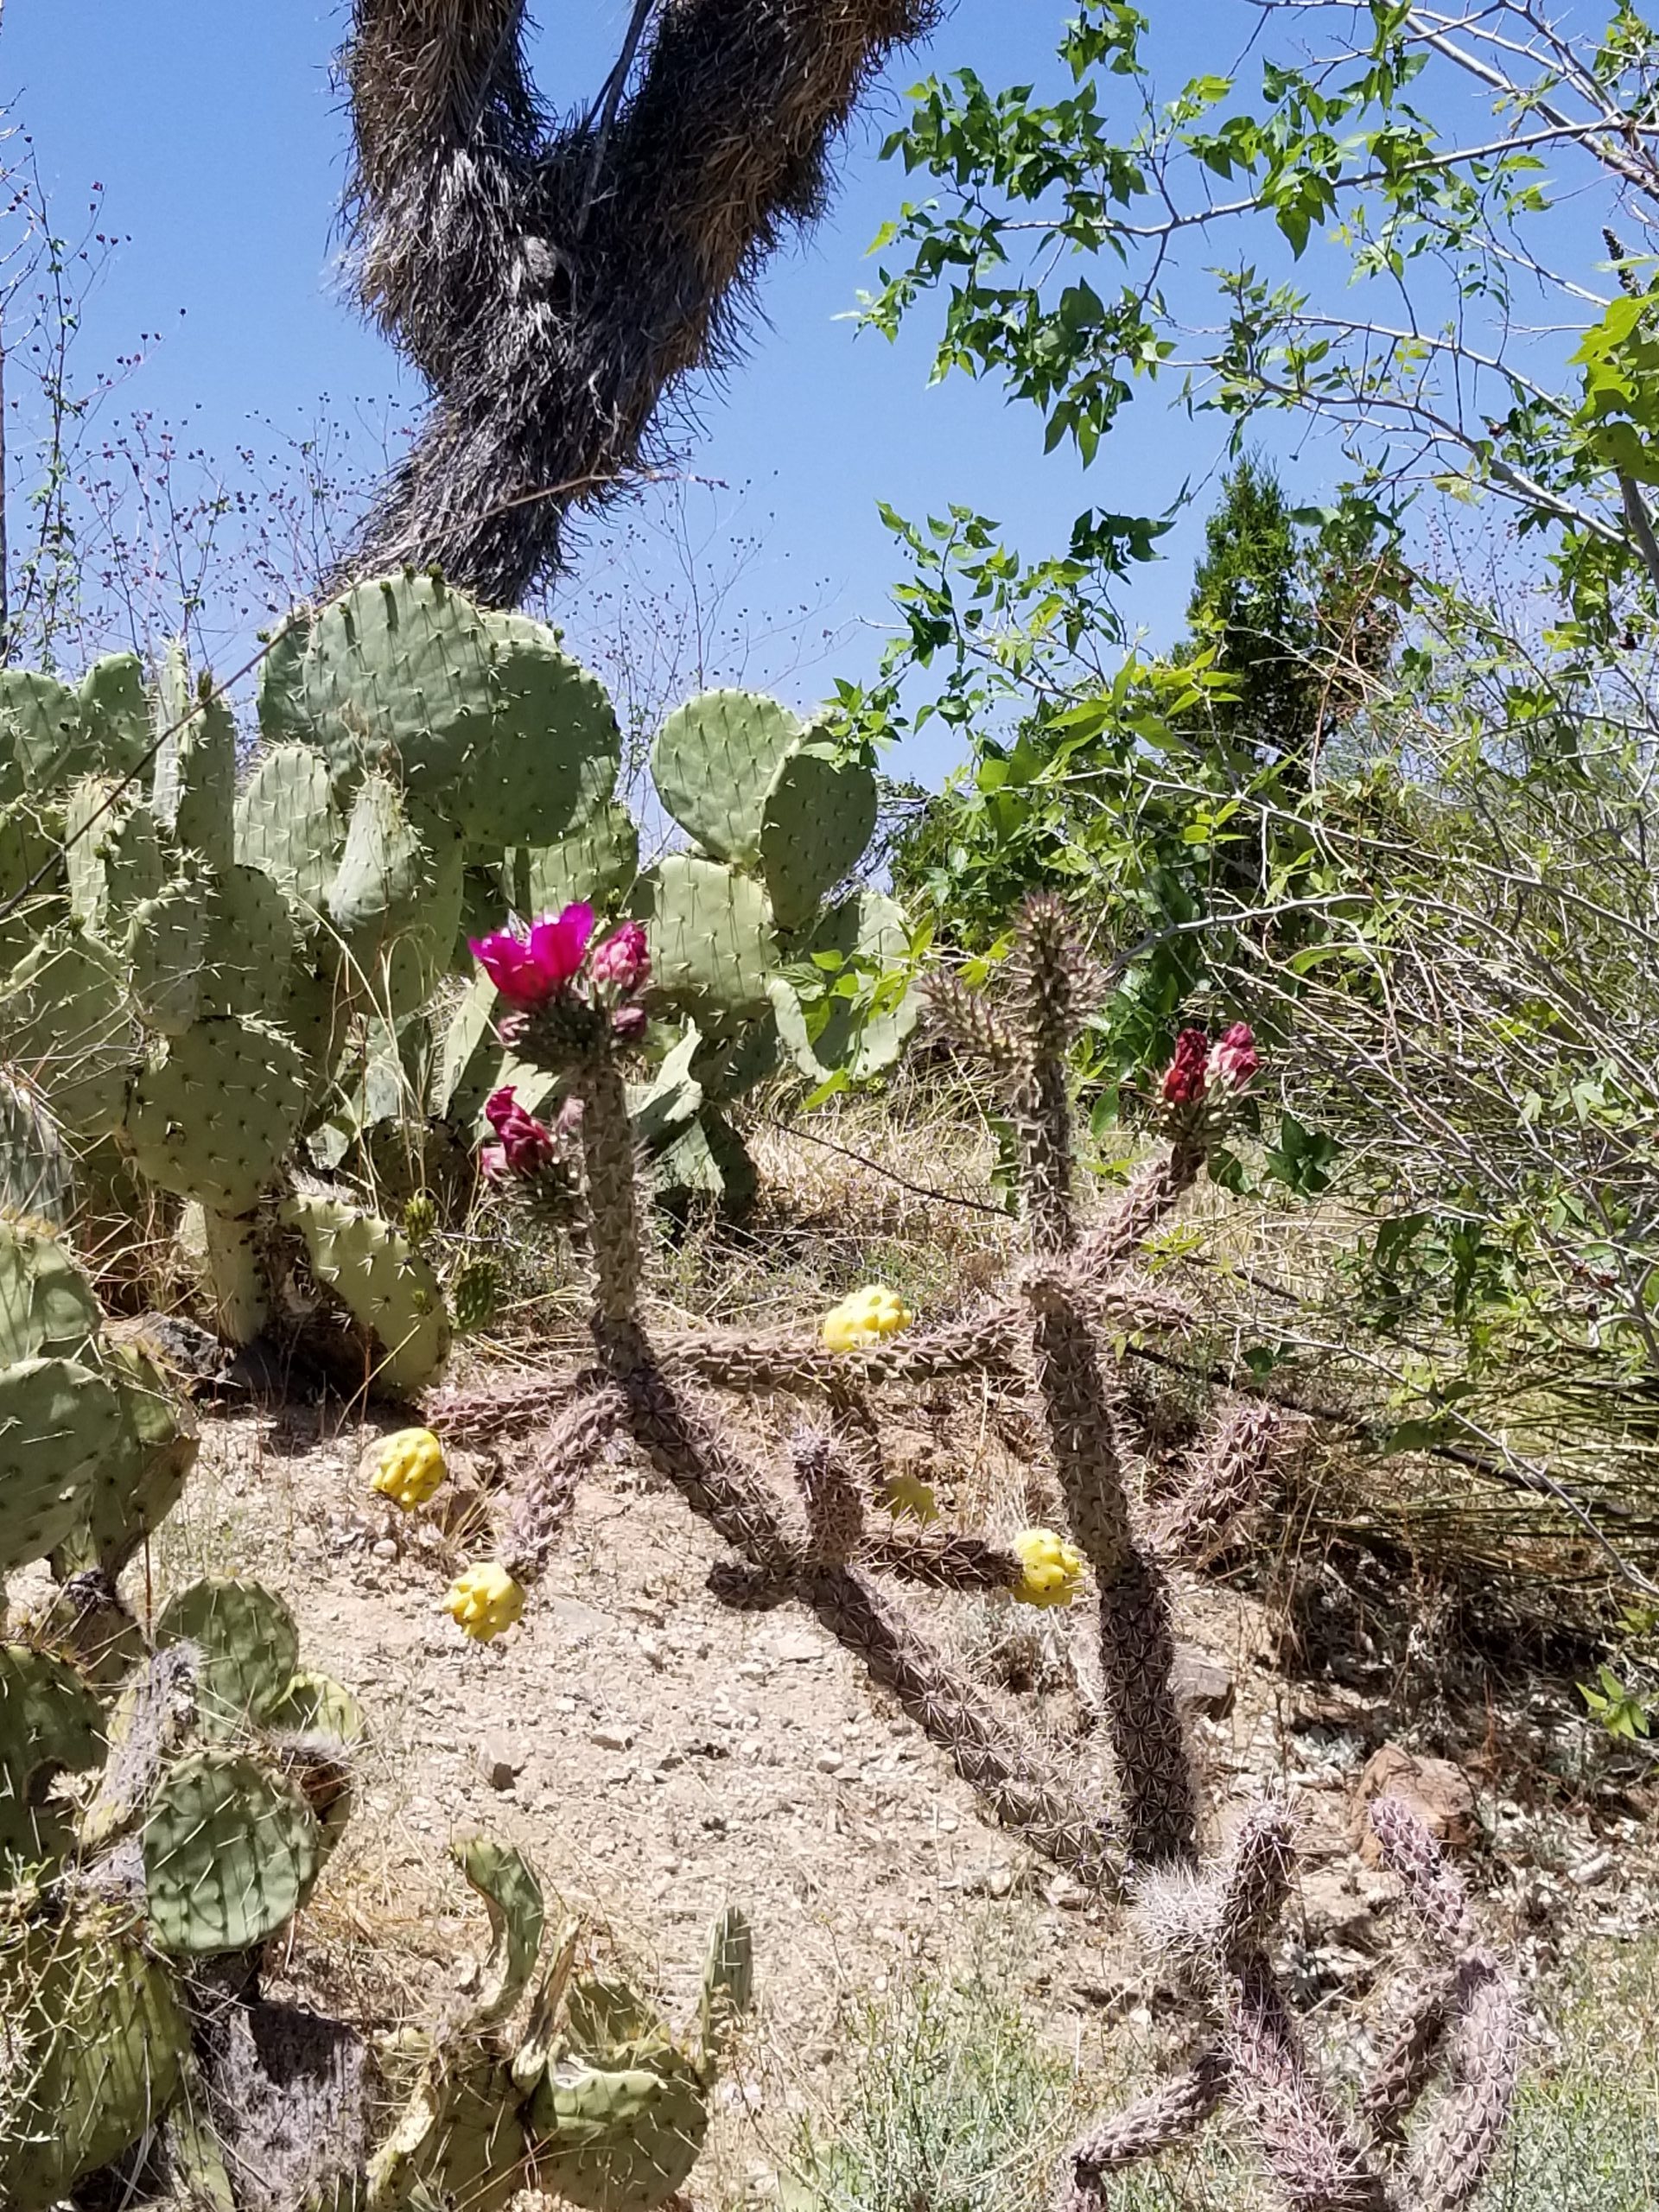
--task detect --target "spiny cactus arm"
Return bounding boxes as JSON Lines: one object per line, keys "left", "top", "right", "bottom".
{"left": 924, "top": 971, "right": 1024, "bottom": 1073}
{"left": 788, "top": 1426, "right": 865, "bottom": 1566}
{"left": 857, "top": 1527, "right": 1023, "bottom": 1592}
{"left": 1407, "top": 1951, "right": 1520, "bottom": 2212}
{"left": 1154, "top": 1399, "right": 1300, "bottom": 1567}
{"left": 500, "top": 1382, "right": 630, "bottom": 1586}
{"left": 577, "top": 1052, "right": 646, "bottom": 1323}
{"left": 1029, "top": 1297, "right": 1196, "bottom": 1869}
{"left": 804, "top": 1560, "right": 1122, "bottom": 1888}
{"left": 1007, "top": 893, "right": 1096, "bottom": 1257}
{"left": 1071, "top": 1147, "right": 1206, "bottom": 1285}
{"left": 654, "top": 1305, "right": 1027, "bottom": 1390}
{"left": 426, "top": 1368, "right": 603, "bottom": 1450}
{"left": 1224, "top": 1955, "right": 1395, "bottom": 2212}
{"left": 1064, "top": 2049, "right": 1231, "bottom": 2200}
{"left": 607, "top": 1333, "right": 807, "bottom": 1581}
{"left": 1361, "top": 1973, "right": 1456, "bottom": 2149}
{"left": 1365, "top": 1797, "right": 1476, "bottom": 1952}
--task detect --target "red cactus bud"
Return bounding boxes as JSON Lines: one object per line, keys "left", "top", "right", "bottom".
{"left": 1160, "top": 1027, "right": 1211, "bottom": 1106}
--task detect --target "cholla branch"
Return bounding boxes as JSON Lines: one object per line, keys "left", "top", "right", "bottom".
{"left": 1066, "top": 1799, "right": 1517, "bottom": 2212}
{"left": 1154, "top": 1398, "right": 1304, "bottom": 1567}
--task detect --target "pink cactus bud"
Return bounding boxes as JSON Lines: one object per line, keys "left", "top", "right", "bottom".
{"left": 590, "top": 918, "right": 650, "bottom": 993}
{"left": 1207, "top": 1021, "right": 1259, "bottom": 1094}
{"left": 611, "top": 1002, "right": 648, "bottom": 1045}
{"left": 469, "top": 901, "right": 596, "bottom": 1007}
{"left": 1160, "top": 1027, "right": 1211, "bottom": 1106}
{"left": 480, "top": 1085, "right": 556, "bottom": 1177}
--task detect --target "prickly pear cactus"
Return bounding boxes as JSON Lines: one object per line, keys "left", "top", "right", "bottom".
{"left": 281, "top": 1191, "right": 451, "bottom": 1393}
{"left": 0, "top": 1902, "right": 191, "bottom": 2210}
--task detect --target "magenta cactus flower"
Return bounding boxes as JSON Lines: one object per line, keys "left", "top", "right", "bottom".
{"left": 1207, "top": 1021, "right": 1259, "bottom": 1094}
{"left": 469, "top": 902, "right": 596, "bottom": 1007}
{"left": 590, "top": 918, "right": 650, "bottom": 994}
{"left": 1160, "top": 1027, "right": 1211, "bottom": 1106}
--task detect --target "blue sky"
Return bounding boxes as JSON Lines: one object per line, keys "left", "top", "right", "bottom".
{"left": 0, "top": 3, "right": 1599, "bottom": 783}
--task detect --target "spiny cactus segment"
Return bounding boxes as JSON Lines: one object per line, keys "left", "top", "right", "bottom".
{"left": 1064, "top": 1797, "right": 1519, "bottom": 2212}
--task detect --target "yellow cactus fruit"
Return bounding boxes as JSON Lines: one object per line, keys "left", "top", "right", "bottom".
{"left": 882, "top": 1471, "right": 941, "bottom": 1525}
{"left": 1011, "top": 1527, "right": 1086, "bottom": 1609}
{"left": 443, "top": 1562, "right": 525, "bottom": 1643}
{"left": 821, "top": 1282, "right": 915, "bottom": 1353}
{"left": 370, "top": 1426, "right": 448, "bottom": 1511}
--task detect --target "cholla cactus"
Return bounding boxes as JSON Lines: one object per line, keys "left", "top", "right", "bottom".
{"left": 1062, "top": 1797, "right": 1519, "bottom": 2212}
{"left": 423, "top": 890, "right": 1516, "bottom": 2209}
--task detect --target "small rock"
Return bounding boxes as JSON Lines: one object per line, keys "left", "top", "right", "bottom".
{"left": 1046, "top": 1874, "right": 1089, "bottom": 1910}
{"left": 591, "top": 1723, "right": 636, "bottom": 1751}
{"left": 774, "top": 1632, "right": 823, "bottom": 1663}
{"left": 1351, "top": 1745, "right": 1477, "bottom": 1861}
{"left": 988, "top": 1865, "right": 1014, "bottom": 1899}
{"left": 815, "top": 1751, "right": 843, "bottom": 1773}
{"left": 1570, "top": 1851, "right": 1613, "bottom": 1887}
{"left": 371, "top": 1537, "right": 397, "bottom": 1561}
{"left": 1172, "top": 1647, "right": 1235, "bottom": 1719}
{"left": 477, "top": 1736, "right": 524, "bottom": 1792}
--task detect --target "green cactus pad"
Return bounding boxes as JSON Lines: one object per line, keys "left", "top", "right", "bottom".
{"left": 0, "top": 1356, "right": 125, "bottom": 1575}
{"left": 651, "top": 1110, "right": 757, "bottom": 1212}
{"left": 518, "top": 801, "right": 640, "bottom": 919}
{"left": 370, "top": 2050, "right": 529, "bottom": 2212}
{"left": 650, "top": 690, "right": 802, "bottom": 866}
{"left": 0, "top": 1217, "right": 100, "bottom": 1368}
{"left": 628, "top": 1027, "right": 703, "bottom": 1150}
{"left": 254, "top": 610, "right": 315, "bottom": 745}
{"left": 456, "top": 1834, "right": 546, "bottom": 2032}
{"left": 60, "top": 1340, "right": 198, "bottom": 1580}
{"left": 696, "top": 1904, "right": 753, "bottom": 2060}
{"left": 151, "top": 658, "right": 236, "bottom": 872}
{"left": 687, "top": 1014, "right": 781, "bottom": 1107}
{"left": 198, "top": 1207, "right": 270, "bottom": 1344}
{"left": 642, "top": 855, "right": 776, "bottom": 1017}
{"left": 328, "top": 774, "right": 467, "bottom": 1012}
{"left": 0, "top": 1642, "right": 106, "bottom": 1866}
{"left": 155, "top": 1577, "right": 300, "bottom": 1737}
{"left": 0, "top": 1906, "right": 191, "bottom": 2210}
{"left": 264, "top": 1668, "right": 365, "bottom": 1746}
{"left": 563, "top": 1975, "right": 673, "bottom": 2068}
{"left": 200, "top": 861, "right": 302, "bottom": 1021}
{"left": 123, "top": 1014, "right": 309, "bottom": 1213}
{"left": 78, "top": 652, "right": 152, "bottom": 774}
{"left": 142, "top": 1747, "right": 322, "bottom": 1953}
{"left": 280, "top": 1192, "right": 451, "bottom": 1393}
{"left": 0, "top": 925, "right": 136, "bottom": 1137}
{"left": 64, "top": 779, "right": 165, "bottom": 931}
{"left": 0, "top": 669, "right": 98, "bottom": 791}
{"left": 529, "top": 2060, "right": 710, "bottom": 2212}
{"left": 126, "top": 876, "right": 207, "bottom": 1034}
{"left": 467, "top": 610, "right": 622, "bottom": 849}
{"left": 0, "top": 1071, "right": 70, "bottom": 1225}
{"left": 295, "top": 571, "right": 498, "bottom": 801}
{"left": 234, "top": 741, "right": 344, "bottom": 911}
{"left": 758, "top": 743, "right": 878, "bottom": 931}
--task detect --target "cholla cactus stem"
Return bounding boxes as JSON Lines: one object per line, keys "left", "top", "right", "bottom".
{"left": 859, "top": 1527, "right": 1022, "bottom": 1592}
{"left": 789, "top": 1427, "right": 865, "bottom": 1565}
{"left": 1155, "top": 1398, "right": 1299, "bottom": 1567}
{"left": 574, "top": 1051, "right": 645, "bottom": 1325}
{"left": 1408, "top": 1950, "right": 1519, "bottom": 2212}
{"left": 501, "top": 1382, "right": 629, "bottom": 1586}
{"left": 1224, "top": 1953, "right": 1393, "bottom": 2210}
{"left": 1362, "top": 1973, "right": 1455, "bottom": 2147}
{"left": 1065, "top": 2049, "right": 1230, "bottom": 2199}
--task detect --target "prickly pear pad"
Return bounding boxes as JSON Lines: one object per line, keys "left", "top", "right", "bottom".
{"left": 142, "top": 1750, "right": 321, "bottom": 1955}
